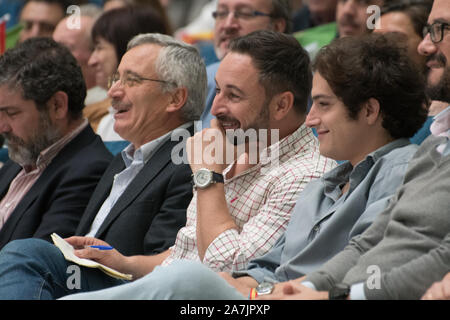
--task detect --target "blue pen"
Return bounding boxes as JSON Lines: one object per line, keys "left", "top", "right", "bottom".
{"left": 89, "top": 245, "right": 114, "bottom": 250}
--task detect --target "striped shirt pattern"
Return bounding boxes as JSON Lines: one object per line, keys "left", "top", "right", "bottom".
{"left": 162, "top": 123, "right": 336, "bottom": 272}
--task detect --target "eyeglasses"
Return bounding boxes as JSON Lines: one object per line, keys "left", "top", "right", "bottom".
{"left": 108, "top": 71, "right": 174, "bottom": 89}
{"left": 423, "top": 22, "right": 450, "bottom": 44}
{"left": 212, "top": 9, "right": 273, "bottom": 21}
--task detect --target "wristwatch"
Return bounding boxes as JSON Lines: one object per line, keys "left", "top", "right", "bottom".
{"left": 192, "top": 168, "right": 224, "bottom": 189}
{"left": 255, "top": 282, "right": 274, "bottom": 296}
{"left": 328, "top": 284, "right": 350, "bottom": 300}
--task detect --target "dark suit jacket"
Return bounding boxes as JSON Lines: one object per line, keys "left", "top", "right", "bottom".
{"left": 75, "top": 125, "right": 194, "bottom": 256}
{"left": 0, "top": 125, "right": 113, "bottom": 249}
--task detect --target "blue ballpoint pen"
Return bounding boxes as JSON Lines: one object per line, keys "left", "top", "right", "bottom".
{"left": 89, "top": 245, "right": 114, "bottom": 250}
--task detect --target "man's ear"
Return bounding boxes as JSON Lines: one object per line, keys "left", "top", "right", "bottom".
{"left": 167, "top": 87, "right": 188, "bottom": 113}
{"left": 272, "top": 18, "right": 287, "bottom": 33}
{"left": 271, "top": 91, "right": 294, "bottom": 121}
{"left": 47, "top": 91, "right": 69, "bottom": 120}
{"left": 363, "top": 98, "right": 381, "bottom": 125}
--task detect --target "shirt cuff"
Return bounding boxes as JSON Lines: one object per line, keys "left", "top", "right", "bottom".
{"left": 349, "top": 282, "right": 367, "bottom": 300}
{"left": 300, "top": 281, "right": 317, "bottom": 290}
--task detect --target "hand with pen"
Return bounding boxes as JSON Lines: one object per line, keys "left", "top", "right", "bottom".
{"left": 64, "top": 236, "right": 132, "bottom": 277}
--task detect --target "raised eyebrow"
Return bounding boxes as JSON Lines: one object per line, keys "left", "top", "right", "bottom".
{"left": 214, "top": 79, "right": 245, "bottom": 95}
{"left": 312, "top": 94, "right": 334, "bottom": 101}
{"left": 428, "top": 19, "right": 450, "bottom": 25}
{"left": 122, "top": 70, "right": 141, "bottom": 77}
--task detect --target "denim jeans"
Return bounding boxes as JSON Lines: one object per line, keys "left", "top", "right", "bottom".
{"left": 0, "top": 239, "right": 125, "bottom": 300}
{"left": 62, "top": 260, "right": 247, "bottom": 300}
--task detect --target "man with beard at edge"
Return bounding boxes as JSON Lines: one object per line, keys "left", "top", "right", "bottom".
{"left": 0, "top": 38, "right": 112, "bottom": 249}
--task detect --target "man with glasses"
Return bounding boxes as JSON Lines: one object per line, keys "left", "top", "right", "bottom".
{"left": 199, "top": 0, "right": 291, "bottom": 129}
{"left": 257, "top": 0, "right": 450, "bottom": 300}
{"left": 0, "top": 33, "right": 205, "bottom": 299}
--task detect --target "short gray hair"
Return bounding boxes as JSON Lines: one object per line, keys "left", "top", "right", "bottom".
{"left": 127, "top": 33, "right": 207, "bottom": 121}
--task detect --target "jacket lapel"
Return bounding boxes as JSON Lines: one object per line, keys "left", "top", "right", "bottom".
{"left": 0, "top": 126, "right": 97, "bottom": 242}
{"left": 94, "top": 138, "right": 176, "bottom": 238}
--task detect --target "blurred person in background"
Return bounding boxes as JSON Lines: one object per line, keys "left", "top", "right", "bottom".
{"left": 53, "top": 4, "right": 108, "bottom": 132}
{"left": 18, "top": 0, "right": 69, "bottom": 43}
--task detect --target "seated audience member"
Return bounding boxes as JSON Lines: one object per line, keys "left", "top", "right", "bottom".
{"left": 0, "top": 30, "right": 335, "bottom": 299}
{"left": 374, "top": 0, "right": 444, "bottom": 145}
{"left": 199, "top": 0, "right": 292, "bottom": 130}
{"left": 18, "top": 0, "right": 68, "bottom": 43}
{"left": 295, "top": 0, "right": 384, "bottom": 59}
{"left": 62, "top": 32, "right": 430, "bottom": 300}
{"left": 88, "top": 7, "right": 169, "bottom": 141}
{"left": 53, "top": 4, "right": 107, "bottom": 132}
{"left": 0, "top": 32, "right": 204, "bottom": 299}
{"left": 254, "top": 0, "right": 449, "bottom": 300}
{"left": 292, "top": 0, "right": 337, "bottom": 32}
{"left": 337, "top": 0, "right": 384, "bottom": 37}
{"left": 0, "top": 38, "right": 112, "bottom": 249}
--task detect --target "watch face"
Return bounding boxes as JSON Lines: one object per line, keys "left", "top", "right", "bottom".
{"left": 256, "top": 282, "right": 274, "bottom": 295}
{"left": 194, "top": 169, "right": 212, "bottom": 188}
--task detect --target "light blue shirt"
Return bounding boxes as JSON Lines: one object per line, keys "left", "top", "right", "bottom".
{"left": 233, "top": 139, "right": 419, "bottom": 285}
{"left": 85, "top": 122, "right": 193, "bottom": 237}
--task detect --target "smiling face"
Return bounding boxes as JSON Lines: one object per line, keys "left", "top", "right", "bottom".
{"left": 211, "top": 52, "right": 271, "bottom": 138}
{"left": 306, "top": 72, "right": 375, "bottom": 165}
{"left": 88, "top": 37, "right": 119, "bottom": 89}
{"left": 107, "top": 44, "right": 174, "bottom": 148}
{"left": 213, "top": 0, "right": 276, "bottom": 60}
{"left": 418, "top": 0, "right": 450, "bottom": 103}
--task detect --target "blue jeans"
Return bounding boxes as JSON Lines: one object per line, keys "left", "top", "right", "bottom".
{"left": 0, "top": 239, "right": 125, "bottom": 300}
{"left": 62, "top": 260, "right": 247, "bottom": 300}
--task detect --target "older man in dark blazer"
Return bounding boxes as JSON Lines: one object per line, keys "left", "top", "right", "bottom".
{"left": 0, "top": 38, "right": 112, "bottom": 250}
{"left": 0, "top": 32, "right": 206, "bottom": 299}
{"left": 68, "top": 32, "right": 206, "bottom": 256}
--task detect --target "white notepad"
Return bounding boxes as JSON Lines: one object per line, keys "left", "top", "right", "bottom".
{"left": 51, "top": 233, "right": 133, "bottom": 281}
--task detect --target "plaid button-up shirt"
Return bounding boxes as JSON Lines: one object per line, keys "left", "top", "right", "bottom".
{"left": 162, "top": 123, "right": 336, "bottom": 272}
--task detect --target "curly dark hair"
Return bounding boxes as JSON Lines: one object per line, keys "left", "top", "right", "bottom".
{"left": 229, "top": 30, "right": 312, "bottom": 115}
{"left": 0, "top": 37, "right": 86, "bottom": 120}
{"left": 313, "top": 32, "right": 428, "bottom": 139}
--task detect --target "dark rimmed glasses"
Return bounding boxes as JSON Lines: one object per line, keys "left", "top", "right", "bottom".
{"left": 423, "top": 22, "right": 450, "bottom": 44}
